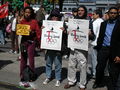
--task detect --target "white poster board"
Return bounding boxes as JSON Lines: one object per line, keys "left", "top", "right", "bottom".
{"left": 68, "top": 19, "right": 89, "bottom": 51}
{"left": 41, "top": 20, "right": 63, "bottom": 51}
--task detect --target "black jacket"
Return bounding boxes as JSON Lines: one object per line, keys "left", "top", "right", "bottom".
{"left": 95, "top": 19, "right": 120, "bottom": 60}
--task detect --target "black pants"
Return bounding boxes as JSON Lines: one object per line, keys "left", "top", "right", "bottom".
{"left": 95, "top": 46, "right": 110, "bottom": 84}
{"left": 109, "top": 61, "right": 120, "bottom": 90}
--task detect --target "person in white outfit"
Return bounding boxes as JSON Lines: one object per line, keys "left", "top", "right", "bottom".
{"left": 9, "top": 12, "right": 19, "bottom": 54}
{"left": 89, "top": 9, "right": 103, "bottom": 78}
{"left": 64, "top": 5, "right": 89, "bottom": 90}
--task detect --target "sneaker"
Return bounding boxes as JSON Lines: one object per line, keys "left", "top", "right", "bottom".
{"left": 14, "top": 51, "right": 17, "bottom": 54}
{"left": 55, "top": 80, "right": 60, "bottom": 87}
{"left": 29, "top": 82, "right": 36, "bottom": 89}
{"left": 19, "top": 82, "right": 30, "bottom": 87}
{"left": 43, "top": 78, "right": 50, "bottom": 85}
{"left": 9, "top": 50, "right": 14, "bottom": 53}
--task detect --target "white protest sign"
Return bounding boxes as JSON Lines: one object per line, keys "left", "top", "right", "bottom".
{"left": 41, "top": 20, "right": 63, "bottom": 51}
{"left": 68, "top": 19, "right": 89, "bottom": 51}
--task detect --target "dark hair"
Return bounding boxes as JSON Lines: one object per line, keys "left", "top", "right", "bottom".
{"left": 24, "top": 6, "right": 35, "bottom": 19}
{"left": 77, "top": 5, "right": 88, "bottom": 19}
{"left": 94, "top": 9, "right": 103, "bottom": 18}
{"left": 48, "top": 8, "right": 62, "bottom": 20}
{"left": 108, "top": 7, "right": 118, "bottom": 13}
{"left": 72, "top": 8, "right": 78, "bottom": 12}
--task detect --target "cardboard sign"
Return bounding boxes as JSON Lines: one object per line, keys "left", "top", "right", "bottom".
{"left": 16, "top": 24, "right": 30, "bottom": 35}
{"left": 41, "top": 20, "right": 63, "bottom": 51}
{"left": 68, "top": 19, "right": 89, "bottom": 51}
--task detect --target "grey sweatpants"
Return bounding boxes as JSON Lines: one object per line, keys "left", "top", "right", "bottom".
{"left": 67, "top": 50, "right": 87, "bottom": 88}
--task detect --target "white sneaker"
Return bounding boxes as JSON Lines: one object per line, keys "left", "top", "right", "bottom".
{"left": 29, "top": 82, "right": 36, "bottom": 89}
{"left": 19, "top": 82, "right": 30, "bottom": 87}
{"left": 43, "top": 78, "right": 50, "bottom": 85}
{"left": 14, "top": 51, "right": 17, "bottom": 54}
{"left": 55, "top": 80, "right": 60, "bottom": 87}
{"left": 9, "top": 50, "right": 14, "bottom": 53}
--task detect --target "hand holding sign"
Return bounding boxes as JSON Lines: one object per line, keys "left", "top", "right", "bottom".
{"left": 16, "top": 24, "right": 30, "bottom": 35}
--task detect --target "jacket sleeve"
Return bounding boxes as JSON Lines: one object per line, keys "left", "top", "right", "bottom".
{"left": 35, "top": 20, "right": 41, "bottom": 41}
{"left": 94, "top": 22, "right": 105, "bottom": 51}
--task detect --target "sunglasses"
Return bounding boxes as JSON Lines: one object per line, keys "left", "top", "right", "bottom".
{"left": 109, "top": 12, "right": 118, "bottom": 14}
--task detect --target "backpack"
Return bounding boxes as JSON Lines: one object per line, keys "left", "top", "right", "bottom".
{"left": 22, "top": 66, "right": 37, "bottom": 82}
{"left": 6, "top": 23, "right": 12, "bottom": 33}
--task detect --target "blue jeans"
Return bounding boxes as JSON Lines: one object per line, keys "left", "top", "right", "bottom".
{"left": 0, "top": 30, "right": 5, "bottom": 44}
{"left": 45, "top": 50, "right": 62, "bottom": 81}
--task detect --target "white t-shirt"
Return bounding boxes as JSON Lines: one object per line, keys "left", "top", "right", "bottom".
{"left": 11, "top": 18, "right": 17, "bottom": 31}
{"left": 91, "top": 18, "right": 103, "bottom": 46}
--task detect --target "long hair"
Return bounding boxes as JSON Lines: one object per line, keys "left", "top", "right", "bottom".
{"left": 77, "top": 5, "right": 88, "bottom": 19}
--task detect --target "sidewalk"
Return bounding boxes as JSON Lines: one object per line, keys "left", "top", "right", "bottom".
{"left": 0, "top": 40, "right": 108, "bottom": 90}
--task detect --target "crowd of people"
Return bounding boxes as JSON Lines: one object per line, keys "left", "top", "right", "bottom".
{"left": 0, "top": 4, "right": 120, "bottom": 90}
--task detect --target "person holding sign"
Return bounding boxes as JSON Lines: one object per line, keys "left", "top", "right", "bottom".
{"left": 64, "top": 5, "right": 89, "bottom": 90}
{"left": 19, "top": 7, "right": 41, "bottom": 88}
{"left": 42, "top": 8, "right": 65, "bottom": 87}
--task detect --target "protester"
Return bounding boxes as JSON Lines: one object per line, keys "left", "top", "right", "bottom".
{"left": 36, "top": 5, "right": 46, "bottom": 28}
{"left": 19, "top": 7, "right": 41, "bottom": 87}
{"left": 92, "top": 7, "right": 120, "bottom": 90}
{"left": 0, "top": 18, "right": 5, "bottom": 45}
{"left": 72, "top": 8, "right": 78, "bottom": 18}
{"left": 102, "top": 10, "right": 109, "bottom": 20}
{"left": 17, "top": 8, "right": 24, "bottom": 60}
{"left": 64, "top": 5, "right": 88, "bottom": 90}
{"left": 9, "top": 11, "right": 19, "bottom": 54}
{"left": 89, "top": 9, "right": 103, "bottom": 78}
{"left": 42, "top": 8, "right": 65, "bottom": 87}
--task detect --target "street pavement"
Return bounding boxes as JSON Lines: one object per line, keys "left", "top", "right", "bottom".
{"left": 0, "top": 39, "right": 109, "bottom": 90}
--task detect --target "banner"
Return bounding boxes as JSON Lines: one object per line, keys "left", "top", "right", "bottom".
{"left": 16, "top": 24, "right": 30, "bottom": 35}
{"left": 41, "top": 20, "right": 63, "bottom": 51}
{"left": 68, "top": 19, "right": 89, "bottom": 51}
{"left": 0, "top": 2, "right": 8, "bottom": 18}
{"left": 24, "top": 0, "right": 29, "bottom": 8}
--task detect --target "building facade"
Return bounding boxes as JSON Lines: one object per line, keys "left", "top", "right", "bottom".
{"left": 62, "top": 0, "right": 119, "bottom": 13}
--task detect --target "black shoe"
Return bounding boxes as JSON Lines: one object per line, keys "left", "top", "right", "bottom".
{"left": 92, "top": 83, "right": 98, "bottom": 89}
{"left": 92, "top": 83, "right": 103, "bottom": 89}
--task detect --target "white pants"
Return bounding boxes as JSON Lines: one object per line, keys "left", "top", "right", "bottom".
{"left": 67, "top": 50, "right": 87, "bottom": 88}
{"left": 89, "top": 45, "right": 97, "bottom": 76}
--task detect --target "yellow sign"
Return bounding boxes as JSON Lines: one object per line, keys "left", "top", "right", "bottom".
{"left": 16, "top": 24, "right": 30, "bottom": 35}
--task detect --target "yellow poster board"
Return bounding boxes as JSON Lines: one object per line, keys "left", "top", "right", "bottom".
{"left": 16, "top": 24, "right": 30, "bottom": 35}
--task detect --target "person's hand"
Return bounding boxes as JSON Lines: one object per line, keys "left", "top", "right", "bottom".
{"left": 89, "top": 30, "right": 92, "bottom": 35}
{"left": 41, "top": 26, "right": 45, "bottom": 29}
{"left": 114, "top": 56, "right": 120, "bottom": 63}
{"left": 60, "top": 27, "right": 65, "bottom": 31}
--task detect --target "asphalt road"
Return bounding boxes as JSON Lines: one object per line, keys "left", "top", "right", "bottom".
{"left": 0, "top": 39, "right": 110, "bottom": 90}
